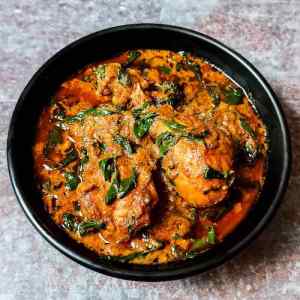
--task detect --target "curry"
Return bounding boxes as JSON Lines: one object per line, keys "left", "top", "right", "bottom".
{"left": 33, "top": 50, "right": 268, "bottom": 264}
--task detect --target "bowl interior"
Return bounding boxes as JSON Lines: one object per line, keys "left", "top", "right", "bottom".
{"left": 7, "top": 24, "right": 291, "bottom": 281}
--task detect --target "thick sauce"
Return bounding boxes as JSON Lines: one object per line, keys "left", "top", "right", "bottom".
{"left": 33, "top": 50, "right": 268, "bottom": 264}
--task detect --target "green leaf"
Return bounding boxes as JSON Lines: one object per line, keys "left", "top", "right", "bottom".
{"left": 183, "top": 130, "right": 209, "bottom": 142}
{"left": 186, "top": 62, "right": 202, "bottom": 80}
{"left": 176, "top": 62, "right": 184, "bottom": 72}
{"left": 240, "top": 118, "right": 256, "bottom": 139}
{"left": 133, "top": 112, "right": 157, "bottom": 138}
{"left": 160, "top": 81, "right": 179, "bottom": 94}
{"left": 172, "top": 233, "right": 182, "bottom": 240}
{"left": 64, "top": 172, "right": 80, "bottom": 190}
{"left": 62, "top": 213, "right": 77, "bottom": 231}
{"left": 185, "top": 251, "right": 198, "bottom": 259}
{"left": 78, "top": 148, "right": 89, "bottom": 174}
{"left": 43, "top": 126, "right": 63, "bottom": 156}
{"left": 175, "top": 61, "right": 201, "bottom": 80}
{"left": 207, "top": 226, "right": 216, "bottom": 245}
{"left": 118, "top": 68, "right": 131, "bottom": 86}
{"left": 126, "top": 50, "right": 141, "bottom": 66}
{"left": 105, "top": 178, "right": 119, "bottom": 205}
{"left": 62, "top": 213, "right": 106, "bottom": 236}
{"left": 106, "top": 251, "right": 149, "bottom": 263}
{"left": 188, "top": 207, "right": 197, "bottom": 224}
{"left": 94, "top": 65, "right": 106, "bottom": 80}
{"left": 99, "top": 158, "right": 115, "bottom": 181}
{"left": 93, "top": 140, "right": 106, "bottom": 152}
{"left": 203, "top": 166, "right": 226, "bottom": 180}
{"left": 191, "top": 238, "right": 207, "bottom": 251}
{"left": 59, "top": 147, "right": 78, "bottom": 168}
{"left": 178, "top": 51, "right": 190, "bottom": 58}
{"left": 208, "top": 86, "right": 221, "bottom": 106}
{"left": 50, "top": 97, "right": 56, "bottom": 106}
{"left": 164, "top": 119, "right": 186, "bottom": 131}
{"left": 98, "top": 142, "right": 107, "bottom": 151}
{"left": 114, "top": 135, "right": 133, "bottom": 154}
{"left": 159, "top": 66, "right": 171, "bottom": 74}
{"left": 118, "top": 169, "right": 137, "bottom": 198}
{"left": 53, "top": 109, "right": 66, "bottom": 122}
{"left": 185, "top": 228, "right": 217, "bottom": 259}
{"left": 82, "top": 75, "right": 91, "bottom": 82}
{"left": 64, "top": 106, "right": 116, "bottom": 123}
{"left": 239, "top": 141, "right": 258, "bottom": 164}
{"left": 224, "top": 88, "right": 243, "bottom": 105}
{"left": 189, "top": 226, "right": 216, "bottom": 253}
{"left": 146, "top": 240, "right": 164, "bottom": 251}
{"left": 77, "top": 220, "right": 106, "bottom": 236}
{"left": 157, "top": 81, "right": 182, "bottom": 107}
{"left": 156, "top": 97, "right": 180, "bottom": 107}
{"left": 156, "top": 132, "right": 177, "bottom": 156}
{"left": 132, "top": 102, "right": 150, "bottom": 118}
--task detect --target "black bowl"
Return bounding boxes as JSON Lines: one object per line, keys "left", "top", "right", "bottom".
{"left": 7, "top": 24, "right": 291, "bottom": 281}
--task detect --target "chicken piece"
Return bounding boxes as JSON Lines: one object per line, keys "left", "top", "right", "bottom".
{"left": 151, "top": 211, "right": 192, "bottom": 240}
{"left": 130, "top": 83, "right": 150, "bottom": 107}
{"left": 113, "top": 180, "right": 158, "bottom": 242}
{"left": 94, "top": 63, "right": 133, "bottom": 107}
{"left": 149, "top": 105, "right": 175, "bottom": 138}
{"left": 96, "top": 63, "right": 120, "bottom": 94}
{"left": 111, "top": 79, "right": 132, "bottom": 106}
{"left": 57, "top": 78, "right": 109, "bottom": 108}
{"left": 163, "top": 128, "right": 235, "bottom": 207}
{"left": 110, "top": 150, "right": 158, "bottom": 242}
{"left": 79, "top": 188, "right": 103, "bottom": 220}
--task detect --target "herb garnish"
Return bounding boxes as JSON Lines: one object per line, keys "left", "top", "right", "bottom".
{"left": 125, "top": 50, "right": 141, "bottom": 67}
{"left": 203, "top": 166, "right": 227, "bottom": 180}
{"left": 133, "top": 112, "right": 157, "bottom": 138}
{"left": 224, "top": 88, "right": 243, "bottom": 105}
{"left": 164, "top": 119, "right": 186, "bottom": 131}
{"left": 159, "top": 66, "right": 171, "bottom": 74}
{"left": 78, "top": 148, "right": 89, "bottom": 174}
{"left": 156, "top": 132, "right": 177, "bottom": 156}
{"left": 118, "top": 67, "right": 131, "bottom": 86}
{"left": 99, "top": 158, "right": 116, "bottom": 181}
{"left": 94, "top": 65, "right": 106, "bottom": 80}
{"left": 114, "top": 135, "right": 134, "bottom": 154}
{"left": 208, "top": 86, "right": 221, "bottom": 106}
{"left": 64, "top": 106, "right": 117, "bottom": 123}
{"left": 240, "top": 118, "right": 256, "bottom": 138}
{"left": 64, "top": 172, "right": 80, "bottom": 190}
{"left": 59, "top": 146, "right": 78, "bottom": 168}
{"left": 105, "top": 169, "right": 137, "bottom": 205}
{"left": 77, "top": 220, "right": 106, "bottom": 236}
{"left": 62, "top": 213, "right": 106, "bottom": 236}
{"left": 43, "top": 126, "right": 63, "bottom": 156}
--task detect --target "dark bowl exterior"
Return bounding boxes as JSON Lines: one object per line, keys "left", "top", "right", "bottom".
{"left": 7, "top": 24, "right": 291, "bottom": 281}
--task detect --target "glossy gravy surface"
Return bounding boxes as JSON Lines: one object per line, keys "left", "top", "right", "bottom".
{"left": 33, "top": 50, "right": 267, "bottom": 264}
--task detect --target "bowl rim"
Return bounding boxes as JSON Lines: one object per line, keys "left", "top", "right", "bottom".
{"left": 7, "top": 23, "right": 292, "bottom": 281}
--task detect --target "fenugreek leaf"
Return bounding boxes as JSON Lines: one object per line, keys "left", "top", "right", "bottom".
{"left": 156, "top": 132, "right": 177, "bottom": 156}
{"left": 240, "top": 118, "right": 256, "bottom": 139}
{"left": 118, "top": 169, "right": 137, "bottom": 199}
{"left": 224, "top": 88, "right": 243, "bottom": 105}
{"left": 43, "top": 126, "right": 63, "bottom": 156}
{"left": 77, "top": 220, "right": 106, "bottom": 236}
{"left": 99, "top": 158, "right": 115, "bottom": 181}
{"left": 114, "top": 135, "right": 133, "bottom": 154}
{"left": 133, "top": 112, "right": 157, "bottom": 138}
{"left": 64, "top": 172, "right": 80, "bottom": 190}
{"left": 64, "top": 107, "right": 116, "bottom": 123}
